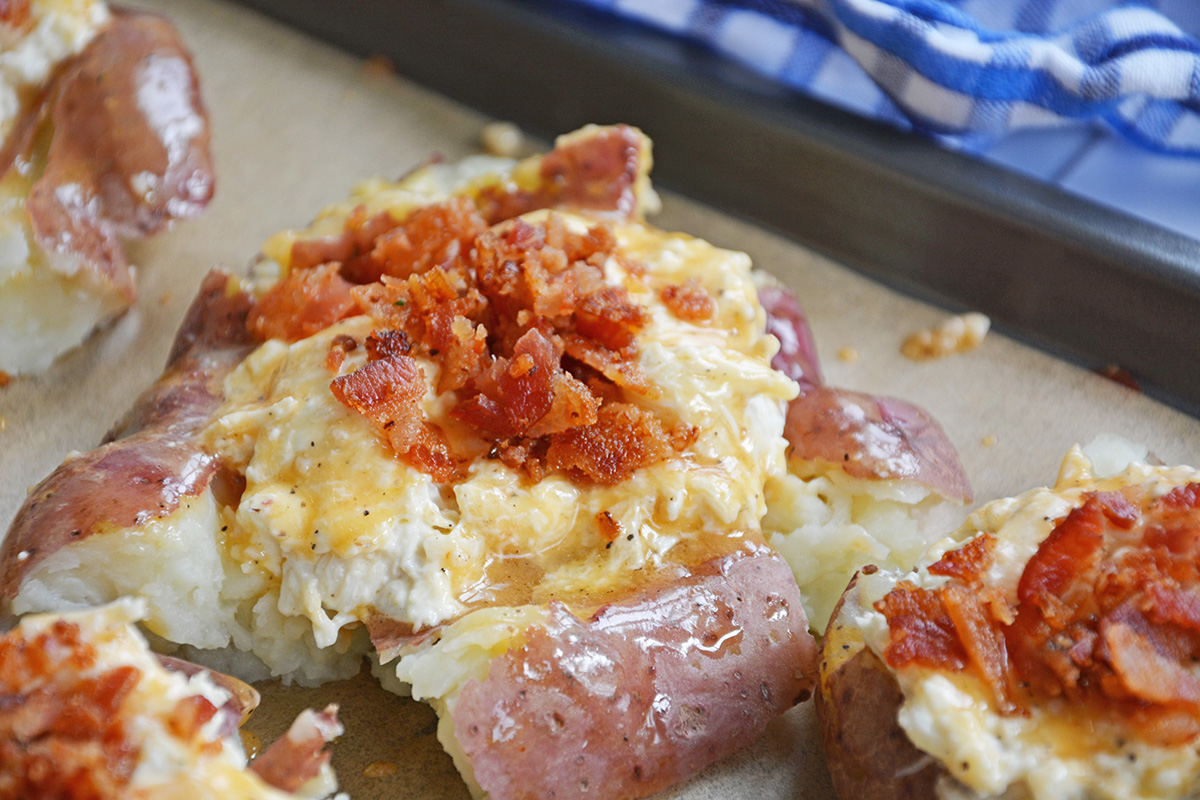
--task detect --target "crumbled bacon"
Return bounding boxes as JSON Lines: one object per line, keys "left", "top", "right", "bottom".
{"left": 546, "top": 403, "right": 672, "bottom": 485}
{"left": 277, "top": 128, "right": 686, "bottom": 485}
{"left": 877, "top": 485, "right": 1200, "bottom": 745}
{"left": 248, "top": 263, "right": 359, "bottom": 343}
{"left": 364, "top": 196, "right": 488, "bottom": 282}
{"left": 0, "top": 621, "right": 141, "bottom": 799}
{"left": 0, "top": 0, "right": 30, "bottom": 28}
{"left": 596, "top": 510, "right": 621, "bottom": 542}
{"left": 661, "top": 279, "right": 717, "bottom": 323}
{"left": 364, "top": 329, "right": 410, "bottom": 360}
{"left": 876, "top": 581, "right": 967, "bottom": 671}
{"left": 289, "top": 205, "right": 397, "bottom": 279}
{"left": 330, "top": 355, "right": 459, "bottom": 482}
{"left": 452, "top": 329, "right": 599, "bottom": 439}
{"left": 326, "top": 334, "right": 358, "bottom": 372}
{"left": 928, "top": 533, "right": 996, "bottom": 582}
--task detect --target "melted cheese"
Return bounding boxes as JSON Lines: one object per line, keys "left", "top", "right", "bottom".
{"left": 205, "top": 212, "right": 796, "bottom": 648}
{"left": 855, "top": 446, "right": 1200, "bottom": 800}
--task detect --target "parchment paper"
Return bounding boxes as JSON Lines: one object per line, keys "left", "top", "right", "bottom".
{"left": 3, "top": 0, "right": 1200, "bottom": 797}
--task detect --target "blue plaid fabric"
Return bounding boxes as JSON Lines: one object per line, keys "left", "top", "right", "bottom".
{"left": 563, "top": 0, "right": 1200, "bottom": 154}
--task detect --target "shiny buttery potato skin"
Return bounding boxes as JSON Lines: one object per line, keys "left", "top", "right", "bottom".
{"left": 817, "top": 577, "right": 942, "bottom": 800}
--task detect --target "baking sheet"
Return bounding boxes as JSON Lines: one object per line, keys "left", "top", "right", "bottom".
{"left": 3, "top": 0, "right": 1200, "bottom": 797}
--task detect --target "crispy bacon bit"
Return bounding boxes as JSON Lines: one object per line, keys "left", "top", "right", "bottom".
{"left": 453, "top": 329, "right": 599, "bottom": 439}
{"left": 167, "top": 694, "right": 220, "bottom": 744}
{"left": 364, "top": 196, "right": 488, "bottom": 282}
{"left": 661, "top": 279, "right": 717, "bottom": 323}
{"left": 928, "top": 533, "right": 996, "bottom": 582}
{"left": 364, "top": 329, "right": 410, "bottom": 360}
{"left": 596, "top": 510, "right": 621, "bottom": 542}
{"left": 330, "top": 355, "right": 458, "bottom": 481}
{"left": 876, "top": 581, "right": 967, "bottom": 670}
{"left": 248, "top": 263, "right": 359, "bottom": 343}
{"left": 326, "top": 333, "right": 359, "bottom": 372}
{"left": 1016, "top": 500, "right": 1106, "bottom": 607}
{"left": 0, "top": 0, "right": 30, "bottom": 27}
{"left": 0, "top": 621, "right": 142, "bottom": 798}
{"left": 290, "top": 205, "right": 397, "bottom": 277}
{"left": 941, "top": 583, "right": 1011, "bottom": 710}
{"left": 546, "top": 403, "right": 672, "bottom": 485}
{"left": 879, "top": 484, "right": 1200, "bottom": 745}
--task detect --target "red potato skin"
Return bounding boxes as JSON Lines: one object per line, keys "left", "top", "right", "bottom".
{"left": 25, "top": 8, "right": 214, "bottom": 303}
{"left": 451, "top": 545, "right": 819, "bottom": 800}
{"left": 0, "top": 269, "right": 256, "bottom": 606}
{"left": 760, "top": 284, "right": 972, "bottom": 505}
{"left": 816, "top": 577, "right": 943, "bottom": 800}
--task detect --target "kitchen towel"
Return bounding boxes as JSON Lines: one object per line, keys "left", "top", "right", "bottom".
{"left": 565, "top": 0, "right": 1200, "bottom": 155}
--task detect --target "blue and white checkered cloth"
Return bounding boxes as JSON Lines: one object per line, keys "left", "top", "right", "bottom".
{"left": 564, "top": 0, "right": 1200, "bottom": 155}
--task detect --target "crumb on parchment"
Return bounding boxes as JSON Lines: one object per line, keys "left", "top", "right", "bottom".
{"left": 902, "top": 312, "right": 990, "bottom": 360}
{"left": 481, "top": 121, "right": 523, "bottom": 157}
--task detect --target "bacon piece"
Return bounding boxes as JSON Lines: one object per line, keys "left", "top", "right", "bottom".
{"left": 758, "top": 283, "right": 821, "bottom": 389}
{"left": 1103, "top": 605, "right": 1200, "bottom": 711}
{"left": 928, "top": 533, "right": 996, "bottom": 582}
{"left": 546, "top": 403, "right": 672, "bottom": 485}
{"left": 0, "top": 0, "right": 29, "bottom": 27}
{"left": 1016, "top": 499, "right": 1105, "bottom": 607}
{"left": 561, "top": 333, "right": 656, "bottom": 397}
{"left": 0, "top": 621, "right": 141, "bottom": 798}
{"left": 476, "top": 124, "right": 649, "bottom": 223}
{"left": 26, "top": 10, "right": 213, "bottom": 303}
{"left": 156, "top": 655, "right": 260, "bottom": 737}
{"left": 450, "top": 547, "right": 816, "bottom": 800}
{"left": 248, "top": 263, "right": 359, "bottom": 343}
{"left": 325, "top": 334, "right": 359, "bottom": 372}
{"left": 330, "top": 355, "right": 459, "bottom": 482}
{"left": 1, "top": 270, "right": 257, "bottom": 601}
{"left": 364, "top": 196, "right": 488, "bottom": 282}
{"left": 452, "top": 329, "right": 598, "bottom": 439}
{"left": 876, "top": 582, "right": 967, "bottom": 670}
{"left": 661, "top": 279, "right": 717, "bottom": 323}
{"left": 290, "top": 205, "right": 396, "bottom": 277}
{"left": 941, "top": 583, "right": 1011, "bottom": 709}
{"left": 331, "top": 355, "right": 427, "bottom": 450}
{"left": 784, "top": 386, "right": 972, "bottom": 503}
{"left": 250, "top": 706, "right": 343, "bottom": 793}
{"left": 364, "top": 329, "right": 410, "bottom": 360}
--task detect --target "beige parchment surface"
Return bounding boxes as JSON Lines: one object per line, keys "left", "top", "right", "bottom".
{"left": 3, "top": 0, "right": 1200, "bottom": 797}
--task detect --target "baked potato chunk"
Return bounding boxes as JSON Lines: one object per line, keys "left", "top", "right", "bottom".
{"left": 818, "top": 444, "right": 1200, "bottom": 800}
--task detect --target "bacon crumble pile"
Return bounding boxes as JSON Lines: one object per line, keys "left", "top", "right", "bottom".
{"left": 248, "top": 165, "right": 704, "bottom": 487}
{"left": 878, "top": 483, "right": 1200, "bottom": 745}
{"left": 0, "top": 606, "right": 343, "bottom": 799}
